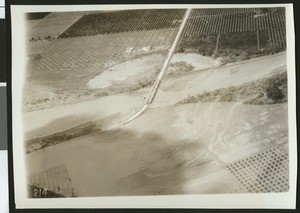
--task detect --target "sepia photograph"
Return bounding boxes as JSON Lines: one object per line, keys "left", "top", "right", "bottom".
{"left": 10, "top": 4, "right": 297, "bottom": 209}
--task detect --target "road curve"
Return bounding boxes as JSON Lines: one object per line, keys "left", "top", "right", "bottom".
{"left": 121, "top": 8, "right": 192, "bottom": 126}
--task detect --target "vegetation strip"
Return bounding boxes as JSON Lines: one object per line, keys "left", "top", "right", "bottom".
{"left": 25, "top": 122, "right": 99, "bottom": 153}
{"left": 177, "top": 72, "right": 287, "bottom": 105}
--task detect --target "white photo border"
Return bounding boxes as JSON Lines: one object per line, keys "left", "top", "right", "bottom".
{"left": 10, "top": 3, "right": 297, "bottom": 209}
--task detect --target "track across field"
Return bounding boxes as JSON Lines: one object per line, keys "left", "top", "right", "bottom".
{"left": 182, "top": 8, "right": 286, "bottom": 50}
{"left": 27, "top": 7, "right": 286, "bottom": 90}
{"left": 57, "top": 8, "right": 286, "bottom": 50}
{"left": 31, "top": 29, "right": 177, "bottom": 72}
{"left": 59, "top": 9, "right": 185, "bottom": 38}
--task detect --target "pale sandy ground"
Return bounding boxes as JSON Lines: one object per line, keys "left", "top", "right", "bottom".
{"left": 25, "top": 52, "right": 288, "bottom": 196}
{"left": 87, "top": 53, "right": 216, "bottom": 89}
{"left": 87, "top": 54, "right": 165, "bottom": 88}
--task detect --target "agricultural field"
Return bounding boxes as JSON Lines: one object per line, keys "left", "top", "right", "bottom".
{"left": 179, "top": 8, "right": 286, "bottom": 61}
{"left": 27, "top": 12, "right": 85, "bottom": 41}
{"left": 24, "top": 29, "right": 177, "bottom": 111}
{"left": 22, "top": 7, "right": 289, "bottom": 197}
{"left": 59, "top": 9, "right": 185, "bottom": 37}
{"left": 24, "top": 8, "right": 286, "bottom": 112}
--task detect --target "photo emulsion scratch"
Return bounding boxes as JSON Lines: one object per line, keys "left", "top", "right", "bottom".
{"left": 20, "top": 6, "right": 290, "bottom": 200}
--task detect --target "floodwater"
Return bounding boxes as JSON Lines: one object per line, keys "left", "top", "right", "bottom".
{"left": 24, "top": 52, "right": 288, "bottom": 196}
{"left": 25, "top": 102, "right": 288, "bottom": 196}
{"left": 87, "top": 53, "right": 215, "bottom": 89}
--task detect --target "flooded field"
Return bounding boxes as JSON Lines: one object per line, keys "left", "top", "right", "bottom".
{"left": 25, "top": 101, "right": 288, "bottom": 196}
{"left": 24, "top": 52, "right": 289, "bottom": 195}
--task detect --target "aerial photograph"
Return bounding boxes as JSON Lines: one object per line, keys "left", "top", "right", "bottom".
{"left": 22, "top": 7, "right": 288, "bottom": 198}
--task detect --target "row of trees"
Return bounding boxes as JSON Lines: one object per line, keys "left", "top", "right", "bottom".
{"left": 59, "top": 9, "right": 185, "bottom": 38}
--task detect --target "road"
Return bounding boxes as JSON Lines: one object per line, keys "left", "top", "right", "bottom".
{"left": 122, "top": 8, "right": 191, "bottom": 125}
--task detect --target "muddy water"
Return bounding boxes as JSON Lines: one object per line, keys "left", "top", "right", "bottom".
{"left": 171, "top": 103, "right": 288, "bottom": 163}
{"left": 24, "top": 52, "right": 288, "bottom": 196}
{"left": 23, "top": 93, "right": 146, "bottom": 138}
{"left": 87, "top": 53, "right": 215, "bottom": 89}
{"left": 154, "top": 52, "right": 287, "bottom": 108}
{"left": 25, "top": 102, "right": 287, "bottom": 196}
{"left": 88, "top": 54, "right": 164, "bottom": 88}
{"left": 25, "top": 125, "right": 243, "bottom": 196}
{"left": 23, "top": 52, "right": 286, "bottom": 138}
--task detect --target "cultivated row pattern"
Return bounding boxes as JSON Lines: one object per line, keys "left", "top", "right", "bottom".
{"left": 182, "top": 8, "right": 286, "bottom": 50}
{"left": 59, "top": 9, "right": 185, "bottom": 38}
{"left": 29, "top": 8, "right": 286, "bottom": 74}
{"left": 28, "top": 164, "right": 75, "bottom": 197}
{"left": 28, "top": 12, "right": 85, "bottom": 40}
{"left": 31, "top": 29, "right": 177, "bottom": 71}
{"left": 227, "top": 146, "right": 289, "bottom": 193}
